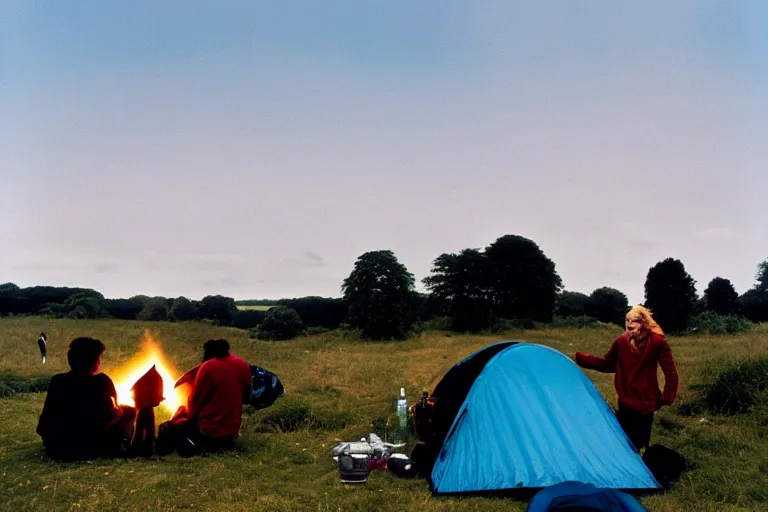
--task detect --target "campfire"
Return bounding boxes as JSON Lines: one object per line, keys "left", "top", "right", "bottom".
{"left": 111, "top": 330, "right": 186, "bottom": 414}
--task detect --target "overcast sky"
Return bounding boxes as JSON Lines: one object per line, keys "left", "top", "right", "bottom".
{"left": 2, "top": 2, "right": 767, "bottom": 305}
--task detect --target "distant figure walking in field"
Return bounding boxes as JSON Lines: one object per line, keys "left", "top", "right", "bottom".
{"left": 574, "top": 305, "right": 679, "bottom": 453}
{"left": 37, "top": 332, "right": 47, "bottom": 364}
{"left": 36, "top": 337, "right": 136, "bottom": 461}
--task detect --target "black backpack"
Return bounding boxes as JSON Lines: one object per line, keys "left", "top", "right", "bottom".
{"left": 642, "top": 443, "right": 690, "bottom": 489}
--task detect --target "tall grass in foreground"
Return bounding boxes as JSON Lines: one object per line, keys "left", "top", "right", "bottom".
{"left": 0, "top": 317, "right": 767, "bottom": 511}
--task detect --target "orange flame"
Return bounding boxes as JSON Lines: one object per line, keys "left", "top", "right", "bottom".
{"left": 111, "top": 331, "right": 185, "bottom": 413}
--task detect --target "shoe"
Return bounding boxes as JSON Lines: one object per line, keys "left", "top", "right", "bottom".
{"left": 177, "top": 437, "right": 199, "bottom": 458}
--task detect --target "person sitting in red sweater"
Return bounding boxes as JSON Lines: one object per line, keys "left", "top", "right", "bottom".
{"left": 574, "top": 305, "right": 679, "bottom": 452}
{"left": 157, "top": 338, "right": 252, "bottom": 456}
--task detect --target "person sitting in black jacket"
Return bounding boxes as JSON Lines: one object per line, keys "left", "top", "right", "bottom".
{"left": 36, "top": 337, "right": 135, "bottom": 461}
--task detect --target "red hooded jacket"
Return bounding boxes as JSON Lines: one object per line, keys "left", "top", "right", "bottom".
{"left": 575, "top": 332, "right": 679, "bottom": 414}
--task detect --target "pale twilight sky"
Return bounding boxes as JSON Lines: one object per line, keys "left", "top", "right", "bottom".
{"left": 2, "top": 2, "right": 767, "bottom": 305}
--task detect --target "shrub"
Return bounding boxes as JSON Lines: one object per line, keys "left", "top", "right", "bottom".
{"left": 104, "top": 298, "right": 144, "bottom": 320}
{"left": 722, "top": 315, "right": 754, "bottom": 333}
{"left": 232, "top": 309, "right": 266, "bottom": 329}
{"left": 168, "top": 297, "right": 197, "bottom": 322}
{"left": 551, "top": 315, "right": 599, "bottom": 329}
{"left": 275, "top": 297, "right": 347, "bottom": 329}
{"left": 494, "top": 317, "right": 535, "bottom": 331}
{"left": 0, "top": 373, "right": 51, "bottom": 398}
{"left": 38, "top": 303, "right": 66, "bottom": 318}
{"left": 413, "top": 316, "right": 452, "bottom": 332}
{"left": 198, "top": 295, "right": 238, "bottom": 325}
{"left": 587, "top": 287, "right": 629, "bottom": 326}
{"left": 688, "top": 312, "right": 753, "bottom": 335}
{"left": 257, "top": 306, "right": 305, "bottom": 341}
{"left": 137, "top": 297, "right": 169, "bottom": 321}
{"left": 257, "top": 399, "right": 352, "bottom": 432}
{"left": 554, "top": 291, "right": 590, "bottom": 318}
{"left": 753, "top": 395, "right": 768, "bottom": 428}
{"left": 700, "top": 357, "right": 768, "bottom": 414}
{"left": 63, "top": 292, "right": 110, "bottom": 319}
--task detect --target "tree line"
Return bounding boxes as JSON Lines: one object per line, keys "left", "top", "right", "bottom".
{"left": 343, "top": 236, "right": 767, "bottom": 339}
{"left": 0, "top": 285, "right": 346, "bottom": 332}
{"left": 1, "top": 234, "right": 766, "bottom": 340}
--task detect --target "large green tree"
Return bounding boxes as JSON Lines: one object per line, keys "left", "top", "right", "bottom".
{"left": 258, "top": 306, "right": 305, "bottom": 341}
{"left": 198, "top": 295, "right": 238, "bottom": 325}
{"left": 423, "top": 249, "right": 495, "bottom": 332}
{"left": 275, "top": 297, "right": 347, "bottom": 328}
{"left": 137, "top": 296, "right": 169, "bottom": 321}
{"left": 739, "top": 289, "right": 768, "bottom": 322}
{"left": 0, "top": 283, "right": 20, "bottom": 316}
{"left": 484, "top": 235, "right": 563, "bottom": 322}
{"left": 103, "top": 298, "right": 144, "bottom": 320}
{"left": 644, "top": 258, "right": 697, "bottom": 333}
{"left": 554, "top": 291, "right": 591, "bottom": 318}
{"left": 587, "top": 287, "right": 629, "bottom": 326}
{"left": 341, "top": 250, "right": 416, "bottom": 340}
{"left": 168, "top": 296, "right": 197, "bottom": 322}
{"left": 739, "top": 259, "right": 768, "bottom": 322}
{"left": 702, "top": 277, "right": 739, "bottom": 316}
{"left": 757, "top": 259, "right": 768, "bottom": 290}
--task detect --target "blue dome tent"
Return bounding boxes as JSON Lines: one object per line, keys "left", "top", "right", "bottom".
{"left": 422, "top": 342, "right": 661, "bottom": 496}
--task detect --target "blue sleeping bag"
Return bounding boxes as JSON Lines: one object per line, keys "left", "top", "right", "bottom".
{"left": 527, "top": 481, "right": 647, "bottom": 512}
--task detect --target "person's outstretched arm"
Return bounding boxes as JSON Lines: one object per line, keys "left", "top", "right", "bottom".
{"left": 657, "top": 340, "right": 679, "bottom": 408}
{"left": 574, "top": 340, "right": 619, "bottom": 373}
{"left": 99, "top": 377, "right": 122, "bottom": 429}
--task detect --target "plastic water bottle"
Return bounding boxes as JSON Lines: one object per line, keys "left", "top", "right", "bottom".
{"left": 396, "top": 388, "right": 408, "bottom": 443}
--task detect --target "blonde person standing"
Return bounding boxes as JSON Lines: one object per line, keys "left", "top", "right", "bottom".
{"left": 574, "top": 305, "right": 679, "bottom": 452}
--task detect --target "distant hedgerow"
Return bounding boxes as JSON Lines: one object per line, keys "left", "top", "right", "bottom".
{"left": 551, "top": 315, "right": 600, "bottom": 329}
{"left": 688, "top": 312, "right": 753, "bottom": 335}
{"left": 0, "top": 373, "right": 51, "bottom": 398}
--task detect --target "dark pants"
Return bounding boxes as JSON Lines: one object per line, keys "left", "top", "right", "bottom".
{"left": 44, "top": 406, "right": 136, "bottom": 461}
{"left": 130, "top": 408, "right": 156, "bottom": 457}
{"left": 156, "top": 419, "right": 235, "bottom": 457}
{"left": 616, "top": 403, "right": 654, "bottom": 452}
{"left": 38, "top": 340, "right": 47, "bottom": 360}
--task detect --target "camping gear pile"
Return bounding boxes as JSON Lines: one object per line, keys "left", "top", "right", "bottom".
{"left": 331, "top": 433, "right": 417, "bottom": 483}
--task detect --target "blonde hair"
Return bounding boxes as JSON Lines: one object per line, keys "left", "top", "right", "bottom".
{"left": 625, "top": 305, "right": 664, "bottom": 351}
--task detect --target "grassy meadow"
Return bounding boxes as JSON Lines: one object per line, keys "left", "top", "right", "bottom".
{"left": 1, "top": 317, "right": 767, "bottom": 511}
{"left": 235, "top": 305, "right": 272, "bottom": 311}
